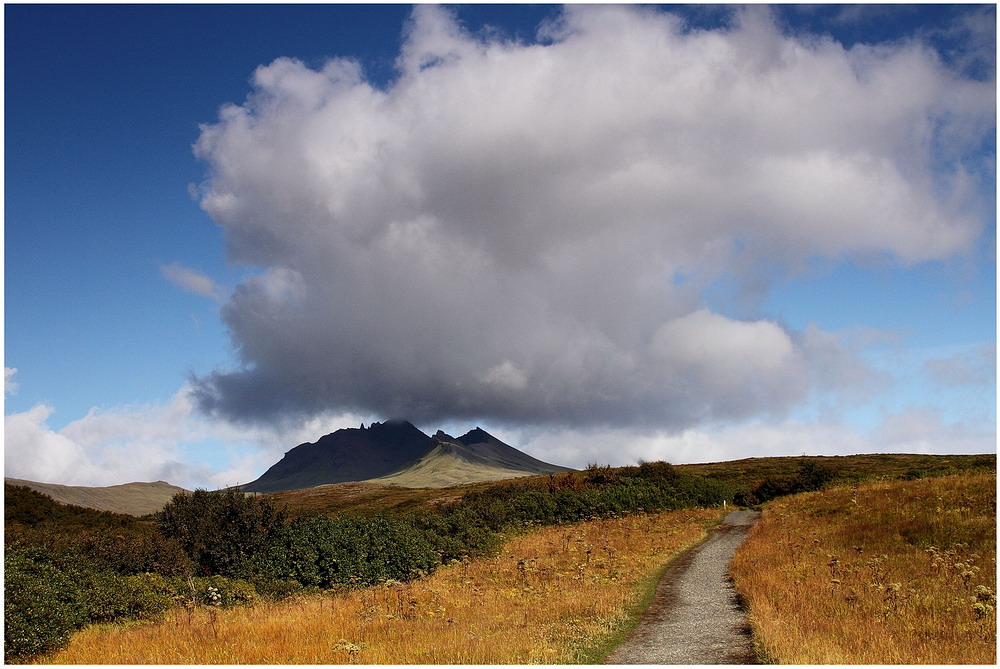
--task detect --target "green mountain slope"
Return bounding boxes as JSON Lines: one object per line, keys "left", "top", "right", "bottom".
{"left": 372, "top": 429, "right": 571, "bottom": 488}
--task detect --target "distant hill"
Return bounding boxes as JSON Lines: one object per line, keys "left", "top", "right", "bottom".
{"left": 3, "top": 478, "right": 187, "bottom": 516}
{"left": 243, "top": 420, "right": 570, "bottom": 493}
{"left": 373, "top": 429, "right": 572, "bottom": 488}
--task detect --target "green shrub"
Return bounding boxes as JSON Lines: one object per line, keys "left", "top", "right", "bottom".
{"left": 411, "top": 507, "right": 502, "bottom": 562}
{"left": 157, "top": 488, "right": 286, "bottom": 577}
{"left": 123, "top": 573, "right": 177, "bottom": 614}
{"left": 254, "top": 514, "right": 439, "bottom": 589}
{"left": 4, "top": 544, "right": 87, "bottom": 662}
{"left": 734, "top": 461, "right": 838, "bottom": 505}
{"left": 81, "top": 571, "right": 176, "bottom": 622}
{"left": 76, "top": 529, "right": 194, "bottom": 577}
{"left": 4, "top": 543, "right": 187, "bottom": 662}
{"left": 246, "top": 575, "right": 302, "bottom": 600}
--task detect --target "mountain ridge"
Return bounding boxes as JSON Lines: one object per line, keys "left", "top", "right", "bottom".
{"left": 372, "top": 428, "right": 572, "bottom": 488}
{"left": 243, "top": 420, "right": 570, "bottom": 492}
{"left": 241, "top": 420, "right": 434, "bottom": 493}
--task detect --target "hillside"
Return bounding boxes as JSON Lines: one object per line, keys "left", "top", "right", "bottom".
{"left": 3, "top": 477, "right": 187, "bottom": 516}
{"left": 372, "top": 442, "right": 541, "bottom": 488}
{"left": 676, "top": 452, "right": 996, "bottom": 490}
{"left": 373, "top": 429, "right": 572, "bottom": 488}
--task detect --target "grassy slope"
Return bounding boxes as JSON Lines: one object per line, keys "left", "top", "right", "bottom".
{"left": 730, "top": 472, "right": 997, "bottom": 664}
{"left": 266, "top": 453, "right": 995, "bottom": 518}
{"left": 3, "top": 478, "right": 188, "bottom": 516}
{"left": 262, "top": 474, "right": 547, "bottom": 517}
{"left": 369, "top": 445, "right": 539, "bottom": 488}
{"left": 677, "top": 452, "right": 995, "bottom": 490}
{"left": 42, "top": 508, "right": 726, "bottom": 664}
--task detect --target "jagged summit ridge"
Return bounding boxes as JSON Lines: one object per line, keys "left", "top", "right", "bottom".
{"left": 242, "top": 420, "right": 433, "bottom": 493}
{"left": 242, "top": 420, "right": 570, "bottom": 493}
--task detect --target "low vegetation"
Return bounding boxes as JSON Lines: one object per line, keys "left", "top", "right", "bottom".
{"left": 679, "top": 452, "right": 995, "bottom": 504}
{"left": 39, "top": 508, "right": 724, "bottom": 664}
{"left": 7, "top": 454, "right": 995, "bottom": 663}
{"left": 730, "top": 472, "right": 996, "bottom": 664}
{"left": 4, "top": 462, "right": 730, "bottom": 662}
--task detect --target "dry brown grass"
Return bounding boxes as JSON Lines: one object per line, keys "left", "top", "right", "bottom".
{"left": 730, "top": 473, "right": 996, "bottom": 664}
{"left": 41, "top": 507, "right": 724, "bottom": 664}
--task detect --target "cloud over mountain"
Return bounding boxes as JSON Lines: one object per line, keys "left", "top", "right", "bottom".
{"left": 190, "top": 6, "right": 993, "bottom": 429}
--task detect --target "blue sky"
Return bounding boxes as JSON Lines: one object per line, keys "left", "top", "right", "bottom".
{"left": 5, "top": 4, "right": 995, "bottom": 489}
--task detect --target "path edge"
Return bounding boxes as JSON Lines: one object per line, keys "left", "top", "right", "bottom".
{"left": 579, "top": 510, "right": 728, "bottom": 664}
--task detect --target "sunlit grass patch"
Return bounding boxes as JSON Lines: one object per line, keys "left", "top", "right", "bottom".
{"left": 41, "top": 507, "right": 723, "bottom": 664}
{"left": 730, "top": 473, "right": 996, "bottom": 664}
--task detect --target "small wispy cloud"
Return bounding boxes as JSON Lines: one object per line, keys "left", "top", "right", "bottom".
{"left": 924, "top": 342, "right": 996, "bottom": 388}
{"left": 160, "top": 262, "right": 224, "bottom": 302}
{"left": 5, "top": 367, "right": 19, "bottom": 397}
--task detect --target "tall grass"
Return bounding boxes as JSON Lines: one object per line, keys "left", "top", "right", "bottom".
{"left": 40, "top": 507, "right": 723, "bottom": 664}
{"left": 730, "top": 473, "right": 996, "bottom": 664}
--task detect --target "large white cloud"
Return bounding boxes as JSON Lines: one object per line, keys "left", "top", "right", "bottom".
{"left": 190, "top": 5, "right": 993, "bottom": 429}
{"left": 3, "top": 388, "right": 372, "bottom": 488}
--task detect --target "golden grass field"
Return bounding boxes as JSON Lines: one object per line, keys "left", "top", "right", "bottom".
{"left": 40, "top": 507, "right": 724, "bottom": 664}
{"left": 730, "top": 472, "right": 997, "bottom": 664}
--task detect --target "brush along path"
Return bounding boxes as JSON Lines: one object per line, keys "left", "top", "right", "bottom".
{"left": 41, "top": 508, "right": 725, "bottom": 664}
{"left": 605, "top": 509, "right": 760, "bottom": 665}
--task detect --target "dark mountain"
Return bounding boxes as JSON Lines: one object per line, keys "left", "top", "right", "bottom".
{"left": 243, "top": 421, "right": 572, "bottom": 493}
{"left": 242, "top": 419, "right": 433, "bottom": 493}
{"left": 454, "top": 428, "right": 572, "bottom": 475}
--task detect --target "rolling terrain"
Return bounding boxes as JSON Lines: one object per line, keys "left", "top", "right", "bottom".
{"left": 264, "top": 451, "right": 996, "bottom": 519}
{"left": 6, "top": 450, "right": 995, "bottom": 664}
{"left": 3, "top": 478, "right": 187, "bottom": 516}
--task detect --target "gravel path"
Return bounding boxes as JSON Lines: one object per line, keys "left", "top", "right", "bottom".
{"left": 605, "top": 509, "right": 761, "bottom": 665}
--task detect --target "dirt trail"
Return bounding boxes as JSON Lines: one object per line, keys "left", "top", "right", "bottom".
{"left": 605, "top": 509, "right": 761, "bottom": 665}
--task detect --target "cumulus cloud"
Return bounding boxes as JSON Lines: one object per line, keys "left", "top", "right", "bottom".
{"left": 5, "top": 392, "right": 208, "bottom": 487}
{"left": 3, "top": 388, "right": 372, "bottom": 488}
{"left": 190, "top": 5, "right": 993, "bottom": 430}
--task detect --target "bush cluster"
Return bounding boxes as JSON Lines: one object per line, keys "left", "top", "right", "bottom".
{"left": 3, "top": 544, "right": 180, "bottom": 662}
{"left": 733, "top": 461, "right": 838, "bottom": 506}
{"left": 3, "top": 540, "right": 264, "bottom": 663}
{"left": 252, "top": 514, "right": 438, "bottom": 589}
{"left": 156, "top": 488, "right": 286, "bottom": 577}
{"left": 412, "top": 464, "right": 733, "bottom": 561}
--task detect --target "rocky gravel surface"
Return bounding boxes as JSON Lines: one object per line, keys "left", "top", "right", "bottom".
{"left": 605, "top": 509, "right": 761, "bottom": 665}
